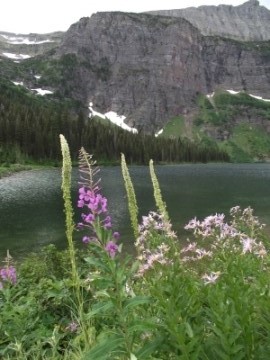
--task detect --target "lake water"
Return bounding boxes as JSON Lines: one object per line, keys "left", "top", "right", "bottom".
{"left": 1, "top": 164, "right": 270, "bottom": 259}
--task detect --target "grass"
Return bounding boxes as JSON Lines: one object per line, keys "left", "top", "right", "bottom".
{"left": 0, "top": 164, "right": 33, "bottom": 178}
{"left": 160, "top": 116, "right": 186, "bottom": 138}
{"left": 218, "top": 123, "right": 270, "bottom": 162}
{"left": 160, "top": 91, "right": 270, "bottom": 163}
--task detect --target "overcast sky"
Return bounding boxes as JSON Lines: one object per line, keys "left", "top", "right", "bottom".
{"left": 1, "top": 0, "right": 270, "bottom": 34}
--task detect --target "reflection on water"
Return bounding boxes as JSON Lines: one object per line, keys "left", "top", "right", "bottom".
{"left": 0, "top": 164, "right": 270, "bottom": 259}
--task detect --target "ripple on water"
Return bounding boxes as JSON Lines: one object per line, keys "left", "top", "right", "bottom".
{"left": 1, "top": 164, "right": 270, "bottom": 259}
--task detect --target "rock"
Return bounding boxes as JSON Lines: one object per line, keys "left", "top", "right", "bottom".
{"left": 54, "top": 11, "right": 270, "bottom": 131}
{"left": 147, "top": 0, "right": 270, "bottom": 41}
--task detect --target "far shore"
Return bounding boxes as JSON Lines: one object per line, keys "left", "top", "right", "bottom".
{"left": 0, "top": 164, "right": 59, "bottom": 179}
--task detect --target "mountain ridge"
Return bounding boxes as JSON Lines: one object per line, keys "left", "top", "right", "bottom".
{"left": 0, "top": 0, "right": 270, "bottom": 163}
{"left": 147, "top": 0, "right": 270, "bottom": 41}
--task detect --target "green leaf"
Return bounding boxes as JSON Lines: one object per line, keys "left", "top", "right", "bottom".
{"left": 231, "top": 344, "right": 245, "bottom": 355}
{"left": 135, "top": 337, "right": 165, "bottom": 359}
{"left": 82, "top": 334, "right": 124, "bottom": 360}
{"left": 185, "top": 322, "right": 194, "bottom": 338}
{"left": 124, "top": 296, "right": 152, "bottom": 310}
{"left": 84, "top": 256, "right": 109, "bottom": 271}
{"left": 128, "top": 320, "right": 157, "bottom": 333}
{"left": 86, "top": 301, "right": 114, "bottom": 318}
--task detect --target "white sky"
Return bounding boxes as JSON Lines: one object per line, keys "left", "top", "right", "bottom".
{"left": 1, "top": 0, "right": 270, "bottom": 34}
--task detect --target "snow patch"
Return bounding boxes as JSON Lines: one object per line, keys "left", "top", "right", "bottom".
{"left": 12, "top": 81, "right": 24, "bottom": 86}
{"left": 1, "top": 34, "right": 54, "bottom": 45}
{"left": 226, "top": 89, "right": 270, "bottom": 102}
{"left": 31, "top": 88, "right": 53, "bottom": 96}
{"left": 89, "top": 103, "right": 138, "bottom": 133}
{"left": 155, "top": 129, "right": 163, "bottom": 137}
{"left": 206, "top": 92, "right": 215, "bottom": 98}
{"left": 34, "top": 75, "right": 41, "bottom": 79}
{"left": 2, "top": 52, "right": 31, "bottom": 60}
{"left": 226, "top": 89, "right": 241, "bottom": 95}
{"left": 88, "top": 103, "right": 106, "bottom": 119}
{"left": 249, "top": 94, "right": 270, "bottom": 102}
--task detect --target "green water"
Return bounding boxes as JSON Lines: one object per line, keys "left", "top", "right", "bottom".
{"left": 1, "top": 164, "right": 270, "bottom": 259}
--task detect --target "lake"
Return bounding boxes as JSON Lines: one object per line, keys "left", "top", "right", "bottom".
{"left": 1, "top": 163, "right": 270, "bottom": 259}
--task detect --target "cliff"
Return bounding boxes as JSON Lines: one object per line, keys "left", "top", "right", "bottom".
{"left": 52, "top": 11, "right": 270, "bottom": 132}
{"left": 1, "top": 1, "right": 270, "bottom": 136}
{"left": 147, "top": 0, "right": 270, "bottom": 41}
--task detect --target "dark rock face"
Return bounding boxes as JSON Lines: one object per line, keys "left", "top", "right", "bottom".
{"left": 57, "top": 13, "right": 209, "bottom": 131}
{"left": 55, "top": 11, "right": 270, "bottom": 131}
{"left": 148, "top": 0, "right": 270, "bottom": 41}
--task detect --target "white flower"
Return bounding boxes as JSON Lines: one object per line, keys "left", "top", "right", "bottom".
{"left": 202, "top": 271, "right": 221, "bottom": 285}
{"left": 241, "top": 237, "right": 255, "bottom": 254}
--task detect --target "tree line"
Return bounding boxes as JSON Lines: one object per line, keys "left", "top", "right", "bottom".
{"left": 0, "top": 80, "right": 229, "bottom": 165}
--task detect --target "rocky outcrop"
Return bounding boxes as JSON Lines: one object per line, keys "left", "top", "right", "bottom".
{"left": 147, "top": 0, "right": 270, "bottom": 41}
{"left": 53, "top": 11, "right": 270, "bottom": 132}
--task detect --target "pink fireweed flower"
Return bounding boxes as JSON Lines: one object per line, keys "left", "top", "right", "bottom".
{"left": 105, "top": 241, "right": 119, "bottom": 258}
{"left": 78, "top": 187, "right": 108, "bottom": 215}
{"left": 78, "top": 199, "right": 85, "bottom": 208}
{"left": 84, "top": 213, "right": 95, "bottom": 223}
{"left": 103, "top": 215, "right": 112, "bottom": 229}
{"left": 79, "top": 187, "right": 92, "bottom": 201}
{"left": 113, "top": 231, "right": 120, "bottom": 240}
{"left": 0, "top": 265, "right": 17, "bottom": 284}
{"left": 87, "top": 193, "right": 107, "bottom": 215}
{"left": 202, "top": 271, "right": 221, "bottom": 285}
{"left": 82, "top": 236, "right": 91, "bottom": 244}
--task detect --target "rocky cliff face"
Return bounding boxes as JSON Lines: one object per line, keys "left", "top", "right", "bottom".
{"left": 148, "top": 0, "right": 270, "bottom": 41}
{"left": 54, "top": 11, "right": 270, "bottom": 132}
{"left": 56, "top": 13, "right": 207, "bottom": 131}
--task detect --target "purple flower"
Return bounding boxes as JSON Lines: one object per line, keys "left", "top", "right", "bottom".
{"left": 77, "top": 199, "right": 85, "bottom": 208}
{"left": 85, "top": 213, "right": 95, "bottom": 223}
{"left": 79, "top": 187, "right": 92, "bottom": 202}
{"left": 103, "top": 215, "right": 112, "bottom": 229}
{"left": 0, "top": 266, "right": 16, "bottom": 284}
{"left": 78, "top": 187, "right": 108, "bottom": 215}
{"left": 105, "top": 241, "right": 119, "bottom": 258}
{"left": 113, "top": 231, "right": 120, "bottom": 240}
{"left": 82, "top": 236, "right": 91, "bottom": 244}
{"left": 87, "top": 193, "right": 108, "bottom": 214}
{"left": 77, "top": 222, "right": 84, "bottom": 230}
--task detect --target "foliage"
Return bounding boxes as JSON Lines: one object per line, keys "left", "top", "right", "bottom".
{"left": 121, "top": 153, "right": 139, "bottom": 239}
{"left": 0, "top": 78, "right": 229, "bottom": 165}
{"left": 1, "top": 138, "right": 270, "bottom": 359}
{"left": 191, "top": 91, "right": 270, "bottom": 162}
{"left": 149, "top": 159, "right": 169, "bottom": 221}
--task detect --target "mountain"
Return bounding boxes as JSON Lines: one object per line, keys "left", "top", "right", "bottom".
{"left": 1, "top": 0, "right": 270, "bottom": 162}
{"left": 54, "top": 8, "right": 270, "bottom": 131}
{"left": 0, "top": 31, "right": 63, "bottom": 58}
{"left": 147, "top": 0, "right": 270, "bottom": 41}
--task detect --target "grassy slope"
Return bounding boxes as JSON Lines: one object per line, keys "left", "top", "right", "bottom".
{"left": 160, "top": 91, "right": 270, "bottom": 162}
